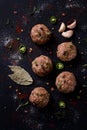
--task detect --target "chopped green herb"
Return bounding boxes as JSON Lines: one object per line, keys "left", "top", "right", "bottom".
{"left": 84, "top": 38, "right": 87, "bottom": 43}
{"left": 50, "top": 16, "right": 57, "bottom": 24}
{"left": 16, "top": 37, "right": 20, "bottom": 41}
{"left": 63, "top": 51, "right": 68, "bottom": 56}
{"left": 56, "top": 62, "right": 64, "bottom": 70}
{"left": 69, "top": 44, "right": 73, "bottom": 48}
{"left": 54, "top": 111, "right": 65, "bottom": 119}
{"left": 34, "top": 61, "right": 38, "bottom": 66}
{"left": 6, "top": 19, "right": 10, "bottom": 25}
{"left": 46, "top": 63, "right": 50, "bottom": 69}
{"left": 58, "top": 101, "right": 66, "bottom": 108}
{"left": 16, "top": 101, "right": 29, "bottom": 111}
{"left": 57, "top": 84, "right": 62, "bottom": 89}
{"left": 77, "top": 96, "right": 80, "bottom": 99}
{"left": 30, "top": 6, "right": 41, "bottom": 16}
{"left": 83, "top": 64, "right": 87, "bottom": 67}
{"left": 19, "top": 44, "right": 27, "bottom": 54}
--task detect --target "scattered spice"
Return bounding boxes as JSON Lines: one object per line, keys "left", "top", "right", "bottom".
{"left": 50, "top": 16, "right": 57, "bottom": 24}
{"left": 81, "top": 68, "right": 86, "bottom": 72}
{"left": 56, "top": 62, "right": 64, "bottom": 70}
{"left": 80, "top": 52, "right": 84, "bottom": 55}
{"left": 51, "top": 27, "right": 55, "bottom": 31}
{"left": 83, "top": 76, "right": 86, "bottom": 80}
{"left": 69, "top": 99, "right": 77, "bottom": 106}
{"left": 24, "top": 109, "right": 28, "bottom": 113}
{"left": 16, "top": 25, "right": 23, "bottom": 33}
{"left": 58, "top": 101, "right": 66, "bottom": 108}
{"left": 82, "top": 84, "right": 87, "bottom": 88}
{"left": 84, "top": 38, "right": 87, "bottom": 43}
{"left": 9, "top": 86, "right": 12, "bottom": 89}
{"left": 51, "top": 87, "right": 54, "bottom": 91}
{"left": 19, "top": 44, "right": 27, "bottom": 54}
{"left": 13, "top": 10, "right": 18, "bottom": 15}
{"left": 6, "top": 19, "right": 10, "bottom": 25}
{"left": 30, "top": 6, "right": 41, "bottom": 16}
{"left": 79, "top": 90, "right": 82, "bottom": 94}
{"left": 61, "top": 13, "right": 66, "bottom": 17}
{"left": 17, "top": 93, "right": 28, "bottom": 99}
{"left": 16, "top": 37, "right": 20, "bottom": 41}
{"left": 46, "top": 82, "right": 49, "bottom": 86}
{"left": 78, "top": 37, "right": 80, "bottom": 40}
{"left": 29, "top": 48, "right": 33, "bottom": 53}
{"left": 78, "top": 41, "right": 80, "bottom": 44}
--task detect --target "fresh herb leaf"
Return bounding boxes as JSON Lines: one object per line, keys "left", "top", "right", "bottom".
{"left": 16, "top": 101, "right": 29, "bottom": 111}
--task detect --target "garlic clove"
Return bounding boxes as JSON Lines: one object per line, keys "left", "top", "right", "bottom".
{"left": 67, "top": 20, "right": 77, "bottom": 29}
{"left": 58, "top": 22, "right": 66, "bottom": 33}
{"left": 61, "top": 30, "right": 74, "bottom": 38}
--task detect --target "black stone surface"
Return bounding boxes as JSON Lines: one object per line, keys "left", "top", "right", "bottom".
{"left": 0, "top": 0, "right": 87, "bottom": 130}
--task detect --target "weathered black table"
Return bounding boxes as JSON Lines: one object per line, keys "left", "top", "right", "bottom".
{"left": 0, "top": 0, "right": 87, "bottom": 130}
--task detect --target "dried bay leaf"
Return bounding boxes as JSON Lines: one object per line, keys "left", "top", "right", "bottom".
{"left": 8, "top": 65, "right": 33, "bottom": 85}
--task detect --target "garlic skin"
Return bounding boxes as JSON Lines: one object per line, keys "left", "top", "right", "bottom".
{"left": 61, "top": 30, "right": 74, "bottom": 38}
{"left": 67, "top": 20, "right": 77, "bottom": 29}
{"left": 58, "top": 22, "right": 66, "bottom": 33}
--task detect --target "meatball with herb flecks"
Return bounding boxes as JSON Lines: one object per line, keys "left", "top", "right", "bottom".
{"left": 29, "top": 87, "right": 50, "bottom": 108}
{"left": 55, "top": 71, "right": 77, "bottom": 93}
{"left": 32, "top": 55, "right": 53, "bottom": 77}
{"left": 57, "top": 42, "right": 77, "bottom": 61}
{"left": 30, "top": 24, "right": 51, "bottom": 45}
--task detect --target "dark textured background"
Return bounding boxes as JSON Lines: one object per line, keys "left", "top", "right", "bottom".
{"left": 0, "top": 0, "right": 87, "bottom": 130}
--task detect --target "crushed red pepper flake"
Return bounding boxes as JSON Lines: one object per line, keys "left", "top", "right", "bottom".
{"left": 49, "top": 51, "right": 53, "bottom": 55}
{"left": 22, "top": 15, "right": 29, "bottom": 23}
{"left": 29, "top": 48, "right": 33, "bottom": 53}
{"left": 69, "top": 99, "right": 77, "bottom": 106}
{"left": 16, "top": 25, "right": 24, "bottom": 34}
{"left": 13, "top": 10, "right": 18, "bottom": 15}
{"left": 51, "top": 87, "right": 54, "bottom": 91}
{"left": 61, "top": 13, "right": 66, "bottom": 17}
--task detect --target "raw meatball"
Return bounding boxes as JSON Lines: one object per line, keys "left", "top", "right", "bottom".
{"left": 29, "top": 87, "right": 50, "bottom": 108}
{"left": 32, "top": 55, "right": 53, "bottom": 77}
{"left": 30, "top": 24, "right": 51, "bottom": 45}
{"left": 57, "top": 42, "right": 77, "bottom": 61}
{"left": 55, "top": 71, "right": 76, "bottom": 93}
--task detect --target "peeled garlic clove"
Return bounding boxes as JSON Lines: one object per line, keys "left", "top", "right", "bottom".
{"left": 61, "top": 30, "right": 74, "bottom": 38}
{"left": 67, "top": 20, "right": 77, "bottom": 29}
{"left": 58, "top": 22, "right": 66, "bottom": 33}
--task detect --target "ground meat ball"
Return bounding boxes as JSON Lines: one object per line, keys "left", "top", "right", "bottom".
{"left": 57, "top": 42, "right": 77, "bottom": 61}
{"left": 29, "top": 87, "right": 50, "bottom": 108}
{"left": 32, "top": 55, "right": 53, "bottom": 77}
{"left": 55, "top": 71, "right": 77, "bottom": 93}
{"left": 30, "top": 24, "right": 51, "bottom": 45}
